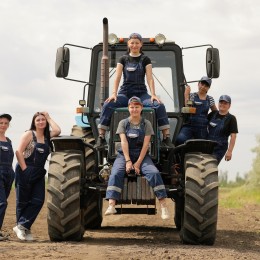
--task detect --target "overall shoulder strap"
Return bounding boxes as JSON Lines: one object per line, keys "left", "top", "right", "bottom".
{"left": 31, "top": 130, "right": 37, "bottom": 142}
{"left": 224, "top": 112, "right": 231, "bottom": 120}
{"left": 6, "top": 137, "right": 11, "bottom": 143}
{"left": 140, "top": 54, "right": 146, "bottom": 61}
{"left": 124, "top": 118, "right": 131, "bottom": 129}
{"left": 140, "top": 117, "right": 146, "bottom": 130}
{"left": 139, "top": 54, "right": 146, "bottom": 67}
{"left": 122, "top": 54, "right": 129, "bottom": 62}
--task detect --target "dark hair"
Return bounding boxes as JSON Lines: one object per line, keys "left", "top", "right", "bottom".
{"left": 30, "top": 112, "right": 53, "bottom": 151}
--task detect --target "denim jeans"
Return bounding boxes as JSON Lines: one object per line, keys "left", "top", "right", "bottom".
{"left": 175, "top": 125, "right": 208, "bottom": 145}
{"left": 106, "top": 153, "right": 167, "bottom": 201}
{"left": 15, "top": 165, "right": 46, "bottom": 230}
{"left": 99, "top": 93, "right": 170, "bottom": 131}
{"left": 0, "top": 166, "right": 14, "bottom": 229}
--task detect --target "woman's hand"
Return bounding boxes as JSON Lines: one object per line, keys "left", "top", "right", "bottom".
{"left": 41, "top": 111, "right": 51, "bottom": 121}
{"left": 151, "top": 94, "right": 161, "bottom": 103}
{"left": 225, "top": 151, "right": 232, "bottom": 161}
{"left": 105, "top": 93, "right": 117, "bottom": 103}
{"left": 184, "top": 85, "right": 191, "bottom": 105}
{"left": 126, "top": 161, "right": 133, "bottom": 173}
{"left": 185, "top": 85, "right": 191, "bottom": 96}
{"left": 133, "top": 161, "right": 141, "bottom": 175}
{"left": 21, "top": 166, "right": 27, "bottom": 171}
{"left": 40, "top": 111, "right": 61, "bottom": 137}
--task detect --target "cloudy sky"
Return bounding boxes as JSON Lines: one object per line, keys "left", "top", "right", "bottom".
{"left": 1, "top": 0, "right": 259, "bottom": 181}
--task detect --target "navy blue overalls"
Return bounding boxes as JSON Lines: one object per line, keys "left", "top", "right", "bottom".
{"left": 176, "top": 93, "right": 210, "bottom": 145}
{"left": 99, "top": 54, "right": 170, "bottom": 131}
{"left": 208, "top": 113, "right": 230, "bottom": 164}
{"left": 106, "top": 118, "right": 167, "bottom": 201}
{"left": 0, "top": 138, "right": 15, "bottom": 229}
{"left": 15, "top": 131, "right": 49, "bottom": 230}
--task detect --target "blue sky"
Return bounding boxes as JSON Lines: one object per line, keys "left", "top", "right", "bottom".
{"left": 1, "top": 0, "right": 260, "bottom": 180}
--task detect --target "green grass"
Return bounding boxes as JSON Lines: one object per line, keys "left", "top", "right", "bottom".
{"left": 219, "top": 185, "right": 260, "bottom": 208}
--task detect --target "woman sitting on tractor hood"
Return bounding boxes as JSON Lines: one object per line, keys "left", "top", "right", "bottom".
{"left": 105, "top": 96, "right": 170, "bottom": 220}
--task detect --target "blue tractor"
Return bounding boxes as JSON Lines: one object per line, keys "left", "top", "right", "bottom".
{"left": 47, "top": 18, "right": 220, "bottom": 245}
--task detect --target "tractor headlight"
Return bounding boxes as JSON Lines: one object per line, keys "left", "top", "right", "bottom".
{"left": 108, "top": 33, "right": 119, "bottom": 45}
{"left": 155, "top": 33, "right": 166, "bottom": 46}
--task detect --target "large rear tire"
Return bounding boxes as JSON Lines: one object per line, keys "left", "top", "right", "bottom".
{"left": 180, "top": 153, "right": 218, "bottom": 245}
{"left": 47, "top": 151, "right": 84, "bottom": 241}
{"left": 71, "top": 126, "right": 103, "bottom": 229}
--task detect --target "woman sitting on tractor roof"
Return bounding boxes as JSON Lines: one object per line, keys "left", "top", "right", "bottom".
{"left": 96, "top": 33, "right": 174, "bottom": 149}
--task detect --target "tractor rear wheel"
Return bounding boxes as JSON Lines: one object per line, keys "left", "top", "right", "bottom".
{"left": 71, "top": 126, "right": 103, "bottom": 229}
{"left": 180, "top": 153, "right": 218, "bottom": 245}
{"left": 47, "top": 151, "right": 84, "bottom": 241}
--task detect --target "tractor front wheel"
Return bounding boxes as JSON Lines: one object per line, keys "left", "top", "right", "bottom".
{"left": 180, "top": 153, "right": 219, "bottom": 245}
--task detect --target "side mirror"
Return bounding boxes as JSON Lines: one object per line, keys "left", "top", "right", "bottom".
{"left": 206, "top": 48, "right": 220, "bottom": 78}
{"left": 55, "top": 47, "right": 70, "bottom": 78}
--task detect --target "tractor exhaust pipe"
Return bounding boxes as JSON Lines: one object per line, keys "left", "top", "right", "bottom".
{"left": 100, "top": 17, "right": 109, "bottom": 106}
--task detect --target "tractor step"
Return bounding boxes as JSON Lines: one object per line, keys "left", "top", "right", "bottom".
{"left": 115, "top": 207, "right": 156, "bottom": 215}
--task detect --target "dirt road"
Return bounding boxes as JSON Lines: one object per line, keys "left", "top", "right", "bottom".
{"left": 1, "top": 189, "right": 259, "bottom": 259}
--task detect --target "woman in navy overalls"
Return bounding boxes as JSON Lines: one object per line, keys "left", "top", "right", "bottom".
{"left": 0, "top": 113, "right": 14, "bottom": 241}
{"left": 208, "top": 95, "right": 238, "bottom": 164}
{"left": 105, "top": 97, "right": 170, "bottom": 220}
{"left": 96, "top": 33, "right": 173, "bottom": 148}
{"left": 176, "top": 76, "right": 217, "bottom": 145}
{"left": 13, "top": 112, "right": 61, "bottom": 241}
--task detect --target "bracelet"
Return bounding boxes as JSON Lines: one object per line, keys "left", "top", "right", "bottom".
{"left": 126, "top": 160, "right": 131, "bottom": 163}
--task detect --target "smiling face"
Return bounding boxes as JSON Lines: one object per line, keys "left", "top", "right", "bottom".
{"left": 128, "top": 103, "right": 143, "bottom": 117}
{"left": 128, "top": 38, "right": 143, "bottom": 55}
{"left": 198, "top": 82, "right": 210, "bottom": 94}
{"left": 34, "top": 114, "right": 47, "bottom": 130}
{"left": 218, "top": 100, "right": 231, "bottom": 114}
{"left": 0, "top": 117, "right": 10, "bottom": 134}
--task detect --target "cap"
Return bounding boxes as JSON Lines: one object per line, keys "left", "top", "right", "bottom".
{"left": 199, "top": 76, "right": 212, "bottom": 87}
{"left": 0, "top": 113, "right": 12, "bottom": 121}
{"left": 128, "top": 96, "right": 143, "bottom": 106}
{"left": 219, "top": 95, "right": 231, "bottom": 103}
{"left": 128, "top": 33, "right": 142, "bottom": 41}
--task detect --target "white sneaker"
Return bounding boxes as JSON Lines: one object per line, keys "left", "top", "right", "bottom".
{"left": 25, "top": 230, "right": 34, "bottom": 241}
{"left": 13, "top": 225, "right": 26, "bottom": 241}
{"left": 161, "top": 207, "right": 170, "bottom": 220}
{"left": 105, "top": 205, "right": 117, "bottom": 216}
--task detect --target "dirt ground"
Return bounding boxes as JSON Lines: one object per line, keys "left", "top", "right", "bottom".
{"left": 0, "top": 189, "right": 259, "bottom": 260}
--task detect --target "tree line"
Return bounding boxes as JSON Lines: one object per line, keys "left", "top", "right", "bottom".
{"left": 219, "top": 134, "right": 260, "bottom": 188}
